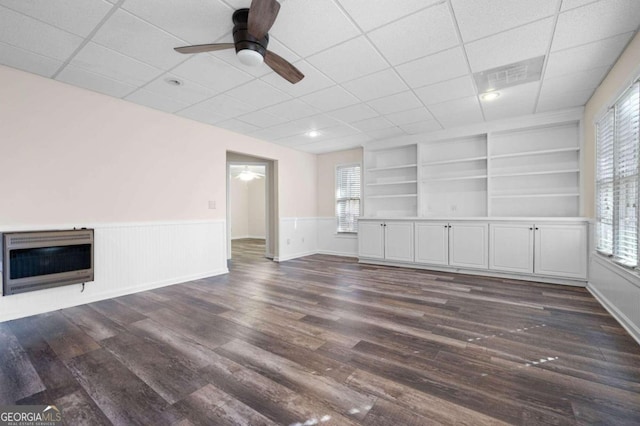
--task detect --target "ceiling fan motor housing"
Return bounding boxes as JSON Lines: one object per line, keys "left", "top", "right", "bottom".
{"left": 232, "top": 9, "right": 269, "bottom": 58}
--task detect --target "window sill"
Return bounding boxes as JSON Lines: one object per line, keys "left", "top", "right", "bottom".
{"left": 592, "top": 252, "right": 640, "bottom": 290}
{"left": 335, "top": 232, "right": 358, "bottom": 239}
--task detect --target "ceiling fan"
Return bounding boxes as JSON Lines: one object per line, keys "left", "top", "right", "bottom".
{"left": 174, "top": 0, "right": 304, "bottom": 84}
{"left": 231, "top": 165, "right": 265, "bottom": 181}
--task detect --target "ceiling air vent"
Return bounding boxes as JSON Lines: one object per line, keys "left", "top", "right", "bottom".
{"left": 473, "top": 56, "right": 545, "bottom": 93}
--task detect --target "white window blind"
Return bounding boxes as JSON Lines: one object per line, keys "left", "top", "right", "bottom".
{"left": 596, "top": 110, "right": 614, "bottom": 255}
{"left": 596, "top": 82, "right": 640, "bottom": 268}
{"left": 336, "top": 164, "right": 361, "bottom": 233}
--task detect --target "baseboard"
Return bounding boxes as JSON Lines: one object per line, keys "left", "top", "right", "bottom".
{"left": 587, "top": 283, "right": 640, "bottom": 346}
{"left": 0, "top": 268, "right": 229, "bottom": 323}
{"left": 316, "top": 249, "right": 358, "bottom": 258}
{"left": 231, "top": 236, "right": 265, "bottom": 240}
{"left": 274, "top": 250, "right": 317, "bottom": 262}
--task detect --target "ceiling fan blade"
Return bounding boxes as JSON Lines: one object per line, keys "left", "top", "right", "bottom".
{"left": 174, "top": 43, "right": 235, "bottom": 54}
{"left": 248, "top": 0, "right": 280, "bottom": 39}
{"left": 264, "top": 51, "right": 304, "bottom": 84}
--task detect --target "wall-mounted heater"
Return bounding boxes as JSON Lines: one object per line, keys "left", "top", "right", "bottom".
{"left": 1, "top": 229, "right": 94, "bottom": 296}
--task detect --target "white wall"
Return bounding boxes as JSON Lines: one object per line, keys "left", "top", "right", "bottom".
{"left": 584, "top": 32, "right": 640, "bottom": 344}
{"left": 248, "top": 177, "right": 266, "bottom": 238}
{"left": 229, "top": 178, "right": 249, "bottom": 239}
{"left": 0, "top": 65, "right": 317, "bottom": 320}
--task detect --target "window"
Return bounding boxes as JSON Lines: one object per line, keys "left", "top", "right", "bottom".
{"left": 596, "top": 82, "right": 640, "bottom": 267}
{"left": 336, "top": 164, "right": 361, "bottom": 233}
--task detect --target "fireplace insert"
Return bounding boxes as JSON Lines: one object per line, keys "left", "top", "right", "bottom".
{"left": 1, "top": 229, "right": 94, "bottom": 296}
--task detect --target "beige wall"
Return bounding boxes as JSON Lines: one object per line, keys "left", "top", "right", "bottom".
{"left": 583, "top": 32, "right": 640, "bottom": 218}
{"left": 0, "top": 65, "right": 317, "bottom": 225}
{"left": 229, "top": 178, "right": 249, "bottom": 238}
{"left": 316, "top": 148, "right": 363, "bottom": 217}
{"left": 248, "top": 177, "right": 266, "bottom": 237}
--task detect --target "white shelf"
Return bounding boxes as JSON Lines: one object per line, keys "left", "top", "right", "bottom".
{"left": 367, "top": 180, "right": 418, "bottom": 186}
{"left": 490, "top": 147, "right": 579, "bottom": 160}
{"left": 367, "top": 164, "right": 417, "bottom": 172}
{"left": 367, "top": 194, "right": 418, "bottom": 199}
{"left": 421, "top": 156, "right": 487, "bottom": 167}
{"left": 423, "top": 175, "right": 487, "bottom": 182}
{"left": 490, "top": 193, "right": 580, "bottom": 199}
{"left": 491, "top": 169, "right": 580, "bottom": 178}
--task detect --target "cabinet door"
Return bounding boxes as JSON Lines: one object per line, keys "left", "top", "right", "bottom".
{"left": 489, "top": 223, "right": 534, "bottom": 274}
{"left": 385, "top": 221, "right": 414, "bottom": 262}
{"left": 534, "top": 224, "right": 587, "bottom": 279}
{"left": 358, "top": 221, "right": 385, "bottom": 259}
{"left": 415, "top": 222, "right": 449, "bottom": 265}
{"left": 449, "top": 222, "right": 488, "bottom": 269}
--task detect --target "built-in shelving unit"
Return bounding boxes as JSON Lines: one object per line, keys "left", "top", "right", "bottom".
{"left": 364, "top": 144, "right": 418, "bottom": 217}
{"left": 363, "top": 119, "right": 582, "bottom": 219}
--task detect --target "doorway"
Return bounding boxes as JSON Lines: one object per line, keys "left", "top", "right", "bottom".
{"left": 226, "top": 152, "right": 278, "bottom": 261}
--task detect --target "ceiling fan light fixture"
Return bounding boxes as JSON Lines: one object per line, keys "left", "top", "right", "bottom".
{"left": 238, "top": 170, "right": 257, "bottom": 181}
{"left": 237, "top": 48, "right": 264, "bottom": 67}
{"left": 480, "top": 91, "right": 501, "bottom": 101}
{"left": 306, "top": 130, "right": 321, "bottom": 138}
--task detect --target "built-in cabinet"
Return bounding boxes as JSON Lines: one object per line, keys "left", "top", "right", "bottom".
{"left": 360, "top": 218, "right": 588, "bottom": 284}
{"left": 358, "top": 220, "right": 414, "bottom": 262}
{"left": 415, "top": 222, "right": 488, "bottom": 269}
{"left": 363, "top": 121, "right": 581, "bottom": 218}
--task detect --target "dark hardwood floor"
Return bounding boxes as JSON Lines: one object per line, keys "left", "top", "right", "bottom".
{"left": 1, "top": 238, "right": 639, "bottom": 425}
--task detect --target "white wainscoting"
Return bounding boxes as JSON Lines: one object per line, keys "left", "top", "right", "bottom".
{"left": 0, "top": 220, "right": 228, "bottom": 322}
{"left": 588, "top": 254, "right": 640, "bottom": 345}
{"left": 276, "top": 217, "right": 319, "bottom": 262}
{"left": 317, "top": 217, "right": 358, "bottom": 257}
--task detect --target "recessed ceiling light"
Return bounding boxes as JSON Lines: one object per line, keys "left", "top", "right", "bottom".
{"left": 165, "top": 78, "right": 183, "bottom": 86}
{"left": 306, "top": 130, "right": 321, "bottom": 138}
{"left": 480, "top": 92, "right": 501, "bottom": 101}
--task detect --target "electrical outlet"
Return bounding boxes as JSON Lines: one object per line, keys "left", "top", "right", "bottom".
{"left": 287, "top": 238, "right": 291, "bottom": 245}
{"left": 302, "top": 237, "right": 305, "bottom": 243}
{"left": 208, "top": 200, "right": 216, "bottom": 209}
{"left": 451, "top": 205, "right": 457, "bottom": 212}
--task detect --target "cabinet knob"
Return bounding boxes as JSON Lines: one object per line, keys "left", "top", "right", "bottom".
{"left": 535, "top": 227, "right": 539, "bottom": 230}
{"left": 529, "top": 227, "right": 533, "bottom": 230}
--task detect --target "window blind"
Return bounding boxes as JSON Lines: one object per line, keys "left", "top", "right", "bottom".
{"left": 596, "top": 110, "right": 614, "bottom": 255}
{"left": 613, "top": 83, "right": 640, "bottom": 267}
{"left": 596, "top": 82, "right": 640, "bottom": 268}
{"left": 336, "top": 164, "right": 361, "bottom": 233}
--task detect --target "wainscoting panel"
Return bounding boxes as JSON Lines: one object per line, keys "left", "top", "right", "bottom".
{"left": 276, "top": 217, "right": 318, "bottom": 262}
{"left": 0, "top": 221, "right": 228, "bottom": 322}
{"left": 317, "top": 217, "right": 358, "bottom": 257}
{"left": 588, "top": 254, "right": 640, "bottom": 345}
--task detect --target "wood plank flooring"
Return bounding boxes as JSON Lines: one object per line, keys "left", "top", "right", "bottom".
{"left": 1, "top": 238, "right": 639, "bottom": 425}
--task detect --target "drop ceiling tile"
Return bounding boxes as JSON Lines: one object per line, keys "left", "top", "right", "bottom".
{"left": 225, "top": 79, "right": 291, "bottom": 109}
{"left": 368, "top": 3, "right": 459, "bottom": 66}
{"left": 541, "top": 66, "right": 609, "bottom": 95}
{"left": 552, "top": 0, "right": 640, "bottom": 52}
{"left": 0, "top": 6, "right": 83, "bottom": 60}
{"left": 326, "top": 104, "right": 379, "bottom": 123}
{"left": 70, "top": 42, "right": 161, "bottom": 87}
{"left": 367, "top": 91, "right": 422, "bottom": 115}
{"left": 384, "top": 107, "right": 434, "bottom": 126}
{"left": 236, "top": 110, "right": 288, "bottom": 128}
{"left": 56, "top": 64, "right": 137, "bottom": 98}
{"left": 366, "top": 127, "right": 407, "bottom": 140}
{"left": 352, "top": 116, "right": 394, "bottom": 132}
{"left": 142, "top": 73, "right": 217, "bottom": 105}
{"left": 465, "top": 18, "right": 554, "bottom": 72}
{"left": 216, "top": 118, "right": 261, "bottom": 134}
{"left": 481, "top": 81, "right": 539, "bottom": 121}
{"left": 0, "top": 42, "right": 62, "bottom": 77}
{"left": 296, "top": 134, "right": 371, "bottom": 154}
{"left": 429, "top": 96, "right": 484, "bottom": 128}
{"left": 261, "top": 99, "right": 319, "bottom": 121}
{"left": 400, "top": 119, "right": 443, "bottom": 135}
{"left": 177, "top": 105, "right": 228, "bottom": 126}
{"left": 181, "top": 94, "right": 258, "bottom": 121}
{"left": 290, "top": 114, "right": 342, "bottom": 132}
{"left": 415, "top": 76, "right": 476, "bottom": 106}
{"left": 307, "top": 37, "right": 388, "bottom": 83}
{"left": 561, "top": 0, "right": 598, "bottom": 11}
{"left": 300, "top": 86, "right": 360, "bottom": 112}
{"left": 545, "top": 32, "right": 633, "bottom": 78}
{"left": 336, "top": 0, "right": 441, "bottom": 32}
{"left": 342, "top": 68, "right": 408, "bottom": 102}
{"left": 537, "top": 88, "right": 594, "bottom": 112}
{"left": 93, "top": 10, "right": 187, "bottom": 70}
{"left": 396, "top": 47, "right": 469, "bottom": 89}
{"left": 318, "top": 125, "right": 360, "bottom": 139}
{"left": 171, "top": 54, "right": 253, "bottom": 93}
{"left": 268, "top": 0, "right": 360, "bottom": 57}
{"left": 260, "top": 61, "right": 334, "bottom": 97}
{"left": 123, "top": 0, "right": 234, "bottom": 44}
{"left": 125, "top": 89, "right": 190, "bottom": 113}
{"left": 451, "top": 0, "right": 558, "bottom": 42}
{"left": 0, "top": 0, "right": 112, "bottom": 37}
